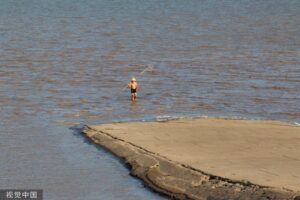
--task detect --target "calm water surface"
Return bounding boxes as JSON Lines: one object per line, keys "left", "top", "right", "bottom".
{"left": 0, "top": 0, "right": 299, "bottom": 199}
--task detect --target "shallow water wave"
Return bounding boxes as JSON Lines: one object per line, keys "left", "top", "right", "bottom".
{"left": 0, "top": 0, "right": 300, "bottom": 199}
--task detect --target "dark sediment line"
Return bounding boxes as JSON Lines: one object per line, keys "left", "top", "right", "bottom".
{"left": 82, "top": 125, "right": 298, "bottom": 200}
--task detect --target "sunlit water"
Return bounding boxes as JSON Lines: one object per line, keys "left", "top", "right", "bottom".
{"left": 0, "top": 0, "right": 299, "bottom": 199}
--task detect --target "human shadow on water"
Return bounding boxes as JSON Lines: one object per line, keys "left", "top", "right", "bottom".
{"left": 69, "top": 125, "right": 170, "bottom": 200}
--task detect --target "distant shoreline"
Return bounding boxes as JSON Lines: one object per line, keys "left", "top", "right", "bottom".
{"left": 82, "top": 118, "right": 300, "bottom": 200}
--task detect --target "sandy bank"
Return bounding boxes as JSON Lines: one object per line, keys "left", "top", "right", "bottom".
{"left": 82, "top": 118, "right": 300, "bottom": 200}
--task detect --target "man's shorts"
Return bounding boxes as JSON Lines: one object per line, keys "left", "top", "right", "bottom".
{"left": 131, "top": 89, "right": 137, "bottom": 93}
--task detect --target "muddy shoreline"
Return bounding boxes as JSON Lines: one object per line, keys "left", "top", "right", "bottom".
{"left": 82, "top": 120, "right": 300, "bottom": 200}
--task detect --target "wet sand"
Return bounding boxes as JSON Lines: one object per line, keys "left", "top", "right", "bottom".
{"left": 83, "top": 118, "right": 300, "bottom": 199}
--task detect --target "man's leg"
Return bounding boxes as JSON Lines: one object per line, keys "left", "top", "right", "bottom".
{"left": 134, "top": 93, "right": 137, "bottom": 100}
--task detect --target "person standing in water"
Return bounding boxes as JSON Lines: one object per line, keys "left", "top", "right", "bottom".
{"left": 128, "top": 77, "right": 138, "bottom": 101}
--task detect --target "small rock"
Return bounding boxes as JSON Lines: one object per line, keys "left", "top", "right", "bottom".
{"left": 217, "top": 181, "right": 226, "bottom": 187}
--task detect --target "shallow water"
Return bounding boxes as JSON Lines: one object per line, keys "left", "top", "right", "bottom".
{"left": 0, "top": 0, "right": 300, "bottom": 199}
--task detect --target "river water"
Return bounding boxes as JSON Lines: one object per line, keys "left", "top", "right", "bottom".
{"left": 0, "top": 0, "right": 299, "bottom": 199}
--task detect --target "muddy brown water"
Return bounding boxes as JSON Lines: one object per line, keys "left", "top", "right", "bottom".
{"left": 0, "top": 0, "right": 299, "bottom": 199}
